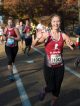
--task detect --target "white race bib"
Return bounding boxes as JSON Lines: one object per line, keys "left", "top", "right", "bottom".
{"left": 50, "top": 54, "right": 62, "bottom": 65}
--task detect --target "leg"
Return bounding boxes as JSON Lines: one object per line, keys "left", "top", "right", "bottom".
{"left": 22, "top": 37, "right": 25, "bottom": 50}
{"left": 20, "top": 37, "right": 24, "bottom": 50}
{"left": 26, "top": 36, "right": 32, "bottom": 55}
{"left": 51, "top": 66, "right": 64, "bottom": 105}
{"left": 27, "top": 45, "right": 31, "bottom": 55}
{"left": 12, "top": 46, "right": 18, "bottom": 64}
{"left": 5, "top": 46, "right": 13, "bottom": 74}
{"left": 5, "top": 46, "right": 15, "bottom": 81}
{"left": 39, "top": 65, "right": 53, "bottom": 101}
{"left": 23, "top": 38, "right": 28, "bottom": 54}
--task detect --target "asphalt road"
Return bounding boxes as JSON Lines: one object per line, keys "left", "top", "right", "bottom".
{"left": 0, "top": 45, "right": 80, "bottom": 106}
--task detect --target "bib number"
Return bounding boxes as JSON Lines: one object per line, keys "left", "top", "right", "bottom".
{"left": 50, "top": 54, "right": 62, "bottom": 65}
{"left": 7, "top": 38, "right": 14, "bottom": 46}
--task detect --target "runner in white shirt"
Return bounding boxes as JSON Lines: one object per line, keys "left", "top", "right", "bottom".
{"left": 0, "top": 25, "right": 3, "bottom": 44}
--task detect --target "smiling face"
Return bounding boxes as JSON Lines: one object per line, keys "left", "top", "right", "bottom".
{"left": 26, "top": 20, "right": 29, "bottom": 26}
{"left": 51, "top": 15, "right": 61, "bottom": 30}
{"left": 7, "top": 19, "right": 13, "bottom": 28}
{"left": 20, "top": 21, "right": 23, "bottom": 26}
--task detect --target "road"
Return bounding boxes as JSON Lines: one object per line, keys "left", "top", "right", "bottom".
{"left": 0, "top": 45, "right": 80, "bottom": 106}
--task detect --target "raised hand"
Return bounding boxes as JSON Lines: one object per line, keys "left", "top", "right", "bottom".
{"left": 36, "top": 31, "right": 43, "bottom": 40}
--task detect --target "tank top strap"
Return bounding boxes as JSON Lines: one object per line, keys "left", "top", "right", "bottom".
{"left": 59, "top": 32, "right": 63, "bottom": 41}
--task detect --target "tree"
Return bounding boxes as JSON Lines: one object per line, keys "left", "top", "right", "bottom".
{"left": 78, "top": 0, "right": 80, "bottom": 23}
{"left": 3, "top": 0, "right": 78, "bottom": 24}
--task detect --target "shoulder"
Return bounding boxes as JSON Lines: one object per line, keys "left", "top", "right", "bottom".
{"left": 14, "top": 27, "right": 19, "bottom": 31}
{"left": 61, "top": 32, "right": 70, "bottom": 40}
{"left": 14, "top": 27, "right": 20, "bottom": 35}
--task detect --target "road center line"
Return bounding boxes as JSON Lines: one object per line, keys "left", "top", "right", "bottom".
{"left": 13, "top": 65, "right": 32, "bottom": 106}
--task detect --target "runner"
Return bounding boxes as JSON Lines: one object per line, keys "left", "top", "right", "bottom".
{"left": 23, "top": 18, "right": 32, "bottom": 55}
{"left": 74, "top": 26, "right": 80, "bottom": 67}
{"left": 3, "top": 17, "right": 20, "bottom": 81}
{"left": 18, "top": 20, "right": 25, "bottom": 50}
{"left": 30, "top": 22, "right": 36, "bottom": 37}
{"left": 0, "top": 24, "right": 3, "bottom": 44}
{"left": 32, "top": 14, "right": 75, "bottom": 106}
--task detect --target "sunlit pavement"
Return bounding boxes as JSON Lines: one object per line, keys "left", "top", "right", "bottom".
{"left": 0, "top": 45, "right": 80, "bottom": 106}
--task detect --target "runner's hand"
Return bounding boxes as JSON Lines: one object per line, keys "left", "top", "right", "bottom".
{"left": 8, "top": 35, "right": 14, "bottom": 39}
{"left": 36, "top": 31, "right": 43, "bottom": 40}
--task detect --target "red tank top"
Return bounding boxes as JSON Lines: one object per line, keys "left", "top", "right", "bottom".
{"left": 24, "top": 26, "right": 31, "bottom": 38}
{"left": 45, "top": 32, "right": 64, "bottom": 67}
{"left": 24, "top": 26, "right": 31, "bottom": 33}
{"left": 6, "top": 28, "right": 17, "bottom": 47}
{"left": 6, "top": 28, "right": 17, "bottom": 38}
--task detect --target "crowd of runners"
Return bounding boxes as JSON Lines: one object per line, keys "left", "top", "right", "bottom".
{"left": 0, "top": 14, "right": 80, "bottom": 106}
{"left": 0, "top": 16, "right": 50, "bottom": 81}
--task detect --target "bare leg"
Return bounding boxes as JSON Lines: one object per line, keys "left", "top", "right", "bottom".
{"left": 27, "top": 45, "right": 31, "bottom": 55}
{"left": 51, "top": 96, "right": 58, "bottom": 106}
{"left": 7, "top": 64, "right": 15, "bottom": 81}
{"left": 8, "top": 64, "right": 13, "bottom": 75}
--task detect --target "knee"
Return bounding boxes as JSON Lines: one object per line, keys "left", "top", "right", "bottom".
{"left": 8, "top": 58, "right": 13, "bottom": 65}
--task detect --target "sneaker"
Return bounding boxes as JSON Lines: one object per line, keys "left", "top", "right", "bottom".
{"left": 51, "top": 103, "right": 57, "bottom": 106}
{"left": 39, "top": 90, "right": 46, "bottom": 101}
{"left": 51, "top": 101, "right": 57, "bottom": 106}
{"left": 8, "top": 74, "right": 15, "bottom": 82}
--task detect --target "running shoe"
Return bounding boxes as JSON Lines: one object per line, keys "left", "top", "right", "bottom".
{"left": 8, "top": 74, "right": 15, "bottom": 82}
{"left": 51, "top": 101, "right": 57, "bottom": 106}
{"left": 51, "top": 103, "right": 57, "bottom": 106}
{"left": 39, "top": 89, "right": 46, "bottom": 101}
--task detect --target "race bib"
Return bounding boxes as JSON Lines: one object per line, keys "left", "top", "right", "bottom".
{"left": 50, "top": 54, "right": 62, "bottom": 65}
{"left": 7, "top": 38, "right": 14, "bottom": 46}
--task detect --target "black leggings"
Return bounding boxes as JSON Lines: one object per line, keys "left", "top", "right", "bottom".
{"left": 44, "top": 64, "right": 64, "bottom": 97}
{"left": 5, "top": 46, "right": 18, "bottom": 65}
{"left": 25, "top": 36, "right": 32, "bottom": 46}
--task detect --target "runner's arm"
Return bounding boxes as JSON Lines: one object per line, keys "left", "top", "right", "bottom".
{"left": 62, "top": 33, "right": 75, "bottom": 50}
{"left": 14, "top": 28, "right": 21, "bottom": 41}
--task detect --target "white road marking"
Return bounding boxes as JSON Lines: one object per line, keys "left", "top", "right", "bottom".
{"left": 31, "top": 46, "right": 45, "bottom": 56}
{"left": 13, "top": 65, "right": 32, "bottom": 106}
{"left": 65, "top": 66, "right": 80, "bottom": 78}
{"left": 26, "top": 60, "right": 34, "bottom": 64}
